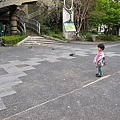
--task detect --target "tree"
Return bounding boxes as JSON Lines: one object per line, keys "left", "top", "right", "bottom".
{"left": 90, "top": 0, "right": 120, "bottom": 35}
{"left": 74, "top": 0, "right": 93, "bottom": 34}
{"left": 38, "top": 0, "right": 94, "bottom": 34}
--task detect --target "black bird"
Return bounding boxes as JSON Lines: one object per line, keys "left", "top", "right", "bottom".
{"left": 69, "top": 53, "right": 75, "bottom": 56}
{"left": 52, "top": 48, "right": 55, "bottom": 50}
{"left": 28, "top": 46, "right": 32, "bottom": 49}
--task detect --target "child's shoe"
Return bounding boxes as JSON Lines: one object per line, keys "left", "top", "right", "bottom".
{"left": 96, "top": 73, "right": 99, "bottom": 76}
{"left": 96, "top": 74, "right": 102, "bottom": 77}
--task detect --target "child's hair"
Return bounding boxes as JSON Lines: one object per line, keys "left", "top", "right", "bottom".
{"left": 98, "top": 44, "right": 105, "bottom": 50}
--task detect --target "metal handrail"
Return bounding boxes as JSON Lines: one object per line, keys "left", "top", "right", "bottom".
{"left": 23, "top": 17, "right": 40, "bottom": 35}
{"left": 17, "top": 16, "right": 40, "bottom": 35}
{"left": 17, "top": 16, "right": 26, "bottom": 34}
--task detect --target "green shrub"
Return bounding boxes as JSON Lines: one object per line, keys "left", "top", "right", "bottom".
{"left": 91, "top": 30, "right": 98, "bottom": 34}
{"left": 86, "top": 33, "right": 92, "bottom": 41}
{"left": 98, "top": 35, "right": 119, "bottom": 41}
{"left": 49, "top": 33, "right": 62, "bottom": 39}
{"left": 52, "top": 34, "right": 63, "bottom": 39}
{"left": 54, "top": 28, "right": 61, "bottom": 34}
{"left": 41, "top": 25, "right": 50, "bottom": 35}
{"left": 2, "top": 35, "right": 27, "bottom": 45}
{"left": 48, "top": 32, "right": 69, "bottom": 42}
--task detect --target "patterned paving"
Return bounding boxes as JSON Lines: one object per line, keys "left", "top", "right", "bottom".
{"left": 0, "top": 44, "right": 120, "bottom": 111}
{"left": 0, "top": 60, "right": 37, "bottom": 110}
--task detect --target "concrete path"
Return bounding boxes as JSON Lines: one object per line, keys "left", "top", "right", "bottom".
{"left": 0, "top": 42, "right": 120, "bottom": 120}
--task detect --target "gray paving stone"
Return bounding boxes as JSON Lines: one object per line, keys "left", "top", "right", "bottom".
{"left": 0, "top": 87, "right": 16, "bottom": 98}
{"left": 0, "top": 78, "right": 23, "bottom": 89}
{"left": 0, "top": 99, "right": 6, "bottom": 111}
{"left": 0, "top": 68, "right": 8, "bottom": 76}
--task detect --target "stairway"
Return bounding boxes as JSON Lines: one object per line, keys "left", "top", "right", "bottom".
{"left": 17, "top": 36, "right": 64, "bottom": 46}
{"left": 27, "top": 29, "right": 38, "bottom": 36}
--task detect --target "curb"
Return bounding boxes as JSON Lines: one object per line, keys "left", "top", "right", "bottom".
{"left": 70, "top": 41, "right": 106, "bottom": 45}
{"left": 70, "top": 41, "right": 120, "bottom": 45}
{"left": 17, "top": 36, "right": 31, "bottom": 46}
{"left": 42, "top": 35, "right": 67, "bottom": 43}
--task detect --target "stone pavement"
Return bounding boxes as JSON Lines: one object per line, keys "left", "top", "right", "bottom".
{"left": 0, "top": 42, "right": 120, "bottom": 120}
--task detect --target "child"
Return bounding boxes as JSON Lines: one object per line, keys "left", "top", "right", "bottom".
{"left": 94, "top": 44, "right": 105, "bottom": 77}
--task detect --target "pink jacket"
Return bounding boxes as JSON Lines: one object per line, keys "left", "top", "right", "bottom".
{"left": 94, "top": 51, "right": 105, "bottom": 65}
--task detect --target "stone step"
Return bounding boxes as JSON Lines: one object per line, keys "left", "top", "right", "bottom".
{"left": 23, "top": 41, "right": 59, "bottom": 44}
{"left": 24, "top": 41, "right": 59, "bottom": 44}
{"left": 17, "top": 36, "right": 64, "bottom": 46}
{"left": 24, "top": 39, "right": 56, "bottom": 42}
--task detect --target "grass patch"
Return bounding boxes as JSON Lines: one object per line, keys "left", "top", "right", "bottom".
{"left": 98, "top": 35, "right": 120, "bottom": 41}
{"left": 2, "top": 35, "right": 27, "bottom": 46}
{"left": 48, "top": 32, "right": 70, "bottom": 42}
{"left": 85, "top": 33, "right": 120, "bottom": 42}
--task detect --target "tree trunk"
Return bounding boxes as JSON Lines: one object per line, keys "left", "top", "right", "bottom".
{"left": 74, "top": 0, "right": 92, "bottom": 36}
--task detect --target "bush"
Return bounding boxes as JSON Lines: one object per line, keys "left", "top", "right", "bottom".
{"left": 98, "top": 35, "right": 120, "bottom": 41}
{"left": 86, "top": 33, "right": 92, "bottom": 41}
{"left": 51, "top": 34, "right": 63, "bottom": 39}
{"left": 48, "top": 32, "right": 69, "bottom": 42}
{"left": 91, "top": 30, "right": 98, "bottom": 34}
{"left": 54, "top": 28, "right": 61, "bottom": 34}
{"left": 2, "top": 35, "right": 27, "bottom": 45}
{"left": 41, "top": 25, "right": 50, "bottom": 35}
{"left": 49, "top": 32, "right": 64, "bottom": 40}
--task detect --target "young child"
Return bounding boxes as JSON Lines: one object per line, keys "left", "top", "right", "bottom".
{"left": 94, "top": 44, "right": 105, "bottom": 77}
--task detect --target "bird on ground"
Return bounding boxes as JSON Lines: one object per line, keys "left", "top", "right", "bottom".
{"left": 28, "top": 46, "right": 32, "bottom": 49}
{"left": 69, "top": 53, "right": 75, "bottom": 56}
{"left": 52, "top": 48, "right": 55, "bottom": 50}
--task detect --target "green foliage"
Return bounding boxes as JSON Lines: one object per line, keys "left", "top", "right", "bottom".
{"left": 90, "top": 0, "right": 120, "bottom": 31}
{"left": 2, "top": 35, "right": 27, "bottom": 45}
{"left": 40, "top": 25, "right": 51, "bottom": 35}
{"left": 49, "top": 32, "right": 67, "bottom": 41}
{"left": 54, "top": 28, "right": 61, "bottom": 34}
{"left": 50, "top": 33, "right": 63, "bottom": 40}
{"left": 91, "top": 30, "right": 98, "bottom": 34}
{"left": 42, "top": 2, "right": 62, "bottom": 32}
{"left": 40, "top": 24, "right": 65, "bottom": 40}
{"left": 46, "top": 31, "right": 71, "bottom": 42}
{"left": 86, "top": 33, "right": 93, "bottom": 41}
{"left": 98, "top": 35, "right": 120, "bottom": 41}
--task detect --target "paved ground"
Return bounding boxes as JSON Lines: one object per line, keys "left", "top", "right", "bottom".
{"left": 0, "top": 42, "right": 120, "bottom": 120}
